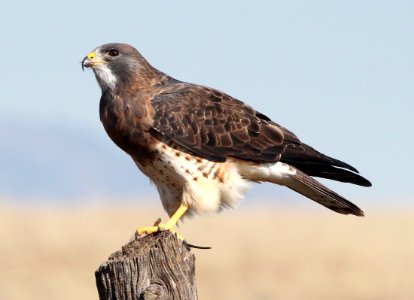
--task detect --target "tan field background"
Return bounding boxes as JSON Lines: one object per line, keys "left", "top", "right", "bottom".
{"left": 1, "top": 202, "right": 413, "bottom": 300}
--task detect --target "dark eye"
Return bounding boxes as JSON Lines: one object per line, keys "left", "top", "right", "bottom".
{"left": 107, "top": 49, "right": 119, "bottom": 57}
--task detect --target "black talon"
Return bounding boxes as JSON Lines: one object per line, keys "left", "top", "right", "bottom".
{"left": 153, "top": 218, "right": 162, "bottom": 226}
{"left": 183, "top": 240, "right": 211, "bottom": 250}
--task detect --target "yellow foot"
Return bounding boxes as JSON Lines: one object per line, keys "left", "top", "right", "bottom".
{"left": 136, "top": 204, "right": 188, "bottom": 240}
{"left": 136, "top": 222, "right": 184, "bottom": 240}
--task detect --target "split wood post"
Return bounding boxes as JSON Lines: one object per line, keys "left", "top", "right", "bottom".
{"left": 95, "top": 231, "right": 198, "bottom": 300}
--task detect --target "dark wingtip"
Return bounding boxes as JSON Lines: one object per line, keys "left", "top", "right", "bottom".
{"left": 364, "top": 179, "right": 372, "bottom": 187}
{"left": 331, "top": 161, "right": 372, "bottom": 187}
{"left": 340, "top": 163, "right": 372, "bottom": 189}
{"left": 327, "top": 156, "right": 359, "bottom": 173}
{"left": 343, "top": 163, "right": 359, "bottom": 173}
{"left": 354, "top": 175, "right": 372, "bottom": 187}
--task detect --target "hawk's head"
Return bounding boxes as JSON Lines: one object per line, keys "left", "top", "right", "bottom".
{"left": 82, "top": 43, "right": 153, "bottom": 92}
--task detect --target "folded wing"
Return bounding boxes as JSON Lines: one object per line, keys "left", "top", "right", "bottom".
{"left": 151, "top": 83, "right": 371, "bottom": 187}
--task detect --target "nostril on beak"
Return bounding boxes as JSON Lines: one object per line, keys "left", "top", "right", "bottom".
{"left": 87, "top": 52, "right": 96, "bottom": 60}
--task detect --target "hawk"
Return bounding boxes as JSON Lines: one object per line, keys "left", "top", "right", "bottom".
{"left": 82, "top": 43, "right": 371, "bottom": 235}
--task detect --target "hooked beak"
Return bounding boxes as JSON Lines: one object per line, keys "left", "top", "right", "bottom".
{"left": 81, "top": 51, "right": 105, "bottom": 71}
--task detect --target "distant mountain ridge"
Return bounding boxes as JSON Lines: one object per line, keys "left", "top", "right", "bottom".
{"left": 0, "top": 118, "right": 154, "bottom": 200}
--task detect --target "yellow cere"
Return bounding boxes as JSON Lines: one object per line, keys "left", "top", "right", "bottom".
{"left": 87, "top": 52, "right": 96, "bottom": 60}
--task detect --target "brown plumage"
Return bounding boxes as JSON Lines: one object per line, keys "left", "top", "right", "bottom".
{"left": 151, "top": 84, "right": 371, "bottom": 187}
{"left": 82, "top": 43, "right": 371, "bottom": 228}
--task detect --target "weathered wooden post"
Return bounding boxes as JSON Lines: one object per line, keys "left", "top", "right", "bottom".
{"left": 95, "top": 231, "right": 198, "bottom": 300}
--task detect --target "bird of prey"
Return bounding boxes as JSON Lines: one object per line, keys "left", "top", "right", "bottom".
{"left": 82, "top": 43, "right": 371, "bottom": 236}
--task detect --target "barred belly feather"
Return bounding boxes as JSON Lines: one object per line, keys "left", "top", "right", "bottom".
{"left": 134, "top": 141, "right": 251, "bottom": 217}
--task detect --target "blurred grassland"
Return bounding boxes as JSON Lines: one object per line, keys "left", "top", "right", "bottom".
{"left": 0, "top": 203, "right": 413, "bottom": 300}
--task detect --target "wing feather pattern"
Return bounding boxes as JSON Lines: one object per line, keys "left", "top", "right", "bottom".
{"left": 150, "top": 83, "right": 371, "bottom": 187}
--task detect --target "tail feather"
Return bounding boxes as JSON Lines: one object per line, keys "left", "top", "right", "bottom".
{"left": 284, "top": 168, "right": 364, "bottom": 216}
{"left": 237, "top": 161, "right": 365, "bottom": 216}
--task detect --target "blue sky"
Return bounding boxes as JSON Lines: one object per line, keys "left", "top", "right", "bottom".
{"left": 1, "top": 1, "right": 413, "bottom": 207}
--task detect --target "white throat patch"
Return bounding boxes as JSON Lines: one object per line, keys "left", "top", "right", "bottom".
{"left": 93, "top": 65, "right": 117, "bottom": 91}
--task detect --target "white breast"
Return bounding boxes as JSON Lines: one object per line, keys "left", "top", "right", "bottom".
{"left": 134, "top": 141, "right": 251, "bottom": 217}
